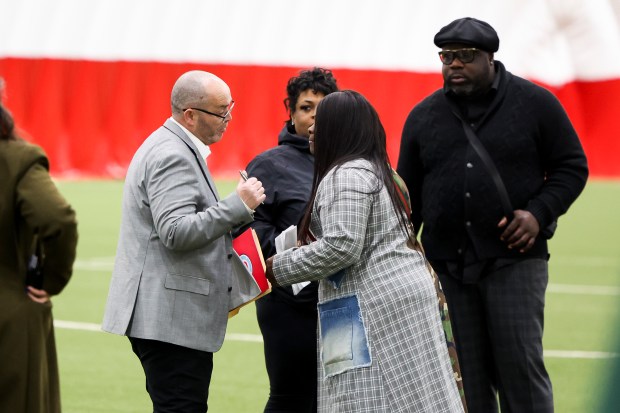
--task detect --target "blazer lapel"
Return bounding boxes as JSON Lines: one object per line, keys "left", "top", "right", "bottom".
{"left": 200, "top": 159, "right": 220, "bottom": 199}
{"left": 163, "top": 119, "right": 220, "bottom": 200}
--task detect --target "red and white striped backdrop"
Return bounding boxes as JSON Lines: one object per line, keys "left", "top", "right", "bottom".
{"left": 1, "top": 0, "right": 619, "bottom": 178}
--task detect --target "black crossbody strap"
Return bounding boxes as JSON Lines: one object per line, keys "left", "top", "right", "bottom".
{"left": 458, "top": 117, "right": 514, "bottom": 221}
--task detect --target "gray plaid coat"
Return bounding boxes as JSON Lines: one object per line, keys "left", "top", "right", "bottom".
{"left": 273, "top": 159, "right": 464, "bottom": 412}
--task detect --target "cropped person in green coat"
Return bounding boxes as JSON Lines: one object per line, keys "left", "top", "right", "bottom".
{"left": 0, "top": 79, "right": 78, "bottom": 413}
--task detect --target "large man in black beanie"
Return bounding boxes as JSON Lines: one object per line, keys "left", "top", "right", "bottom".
{"left": 397, "top": 17, "right": 588, "bottom": 413}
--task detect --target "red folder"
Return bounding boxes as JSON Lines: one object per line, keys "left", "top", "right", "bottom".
{"left": 230, "top": 228, "right": 271, "bottom": 317}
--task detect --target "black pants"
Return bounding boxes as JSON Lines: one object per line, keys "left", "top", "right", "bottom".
{"left": 256, "top": 291, "right": 318, "bottom": 413}
{"left": 437, "top": 258, "right": 553, "bottom": 413}
{"left": 129, "top": 337, "right": 214, "bottom": 413}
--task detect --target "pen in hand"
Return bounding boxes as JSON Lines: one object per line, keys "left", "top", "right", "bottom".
{"left": 239, "top": 170, "right": 264, "bottom": 204}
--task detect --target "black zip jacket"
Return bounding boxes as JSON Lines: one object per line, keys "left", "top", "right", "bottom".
{"left": 245, "top": 125, "right": 317, "bottom": 304}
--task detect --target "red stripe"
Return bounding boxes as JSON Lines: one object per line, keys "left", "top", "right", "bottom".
{"left": 1, "top": 57, "right": 617, "bottom": 178}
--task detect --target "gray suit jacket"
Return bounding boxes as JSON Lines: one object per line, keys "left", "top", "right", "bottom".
{"left": 102, "top": 119, "right": 258, "bottom": 352}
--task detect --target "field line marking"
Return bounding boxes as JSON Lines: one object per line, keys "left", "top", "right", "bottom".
{"left": 55, "top": 320, "right": 102, "bottom": 332}
{"left": 74, "top": 255, "right": 619, "bottom": 272}
{"left": 54, "top": 320, "right": 619, "bottom": 358}
{"left": 73, "top": 257, "right": 115, "bottom": 271}
{"left": 71, "top": 259, "right": 620, "bottom": 297}
{"left": 225, "top": 333, "right": 264, "bottom": 343}
{"left": 54, "top": 320, "right": 264, "bottom": 343}
{"left": 543, "top": 350, "right": 619, "bottom": 359}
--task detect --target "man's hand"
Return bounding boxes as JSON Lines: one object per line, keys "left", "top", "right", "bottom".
{"left": 497, "top": 209, "right": 540, "bottom": 253}
{"left": 236, "top": 173, "right": 266, "bottom": 210}
{"left": 26, "top": 285, "right": 51, "bottom": 304}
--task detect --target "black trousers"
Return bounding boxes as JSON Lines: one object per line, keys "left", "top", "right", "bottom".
{"left": 256, "top": 291, "right": 318, "bottom": 413}
{"left": 436, "top": 258, "right": 554, "bottom": 413}
{"left": 129, "top": 337, "right": 214, "bottom": 413}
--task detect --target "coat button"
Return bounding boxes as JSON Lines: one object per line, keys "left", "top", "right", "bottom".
{"left": 227, "top": 253, "right": 233, "bottom": 259}
{"left": 466, "top": 162, "right": 473, "bottom": 168}
{"left": 228, "top": 286, "right": 233, "bottom": 292}
{"left": 465, "top": 192, "right": 471, "bottom": 198}
{"left": 466, "top": 221, "right": 472, "bottom": 227}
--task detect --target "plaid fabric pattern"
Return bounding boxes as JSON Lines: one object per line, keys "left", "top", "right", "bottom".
{"left": 273, "top": 160, "right": 464, "bottom": 413}
{"left": 430, "top": 266, "right": 468, "bottom": 410}
{"left": 392, "top": 168, "right": 467, "bottom": 410}
{"left": 436, "top": 259, "right": 553, "bottom": 413}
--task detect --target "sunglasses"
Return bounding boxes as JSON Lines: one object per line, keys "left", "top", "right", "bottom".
{"left": 438, "top": 48, "right": 480, "bottom": 65}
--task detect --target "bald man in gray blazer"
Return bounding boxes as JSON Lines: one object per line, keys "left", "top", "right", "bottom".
{"left": 102, "top": 71, "right": 265, "bottom": 413}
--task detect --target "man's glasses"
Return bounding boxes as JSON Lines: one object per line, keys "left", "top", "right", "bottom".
{"left": 185, "top": 100, "right": 235, "bottom": 122}
{"left": 438, "top": 48, "right": 479, "bottom": 65}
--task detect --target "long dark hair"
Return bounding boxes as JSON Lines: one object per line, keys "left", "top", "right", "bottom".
{"left": 298, "top": 90, "right": 410, "bottom": 242}
{"left": 0, "top": 106, "right": 16, "bottom": 141}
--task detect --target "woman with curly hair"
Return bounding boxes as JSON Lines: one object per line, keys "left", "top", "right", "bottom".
{"left": 244, "top": 67, "right": 338, "bottom": 412}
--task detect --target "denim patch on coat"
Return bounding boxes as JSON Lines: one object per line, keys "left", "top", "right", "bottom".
{"left": 318, "top": 295, "right": 371, "bottom": 378}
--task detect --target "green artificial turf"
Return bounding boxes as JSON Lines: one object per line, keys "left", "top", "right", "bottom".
{"left": 50, "top": 179, "right": 620, "bottom": 412}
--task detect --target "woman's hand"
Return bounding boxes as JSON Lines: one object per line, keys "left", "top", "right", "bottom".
{"left": 26, "top": 286, "right": 51, "bottom": 304}
{"left": 265, "top": 256, "right": 279, "bottom": 288}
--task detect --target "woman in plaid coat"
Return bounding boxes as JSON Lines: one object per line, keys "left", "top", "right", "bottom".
{"left": 265, "top": 90, "right": 464, "bottom": 412}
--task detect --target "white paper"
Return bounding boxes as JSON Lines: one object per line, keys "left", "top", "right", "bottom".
{"left": 275, "top": 225, "right": 310, "bottom": 295}
{"left": 275, "top": 225, "right": 297, "bottom": 252}
{"left": 291, "top": 281, "right": 310, "bottom": 295}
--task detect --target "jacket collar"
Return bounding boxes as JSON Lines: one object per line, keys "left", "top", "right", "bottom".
{"left": 278, "top": 124, "right": 311, "bottom": 153}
